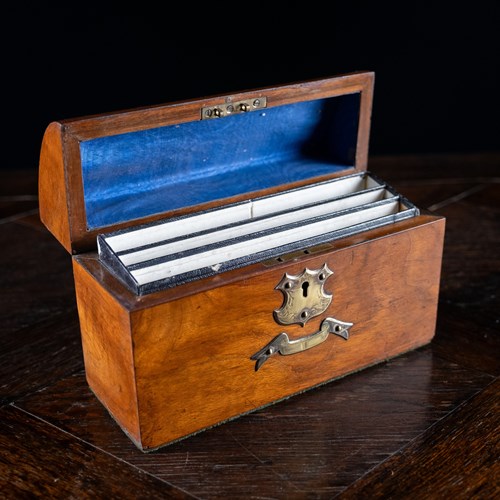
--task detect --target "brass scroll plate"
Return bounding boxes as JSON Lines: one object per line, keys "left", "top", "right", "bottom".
{"left": 251, "top": 316, "right": 352, "bottom": 371}
{"left": 274, "top": 264, "right": 333, "bottom": 326}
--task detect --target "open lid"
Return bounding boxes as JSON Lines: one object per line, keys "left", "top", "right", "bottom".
{"left": 39, "top": 71, "right": 374, "bottom": 254}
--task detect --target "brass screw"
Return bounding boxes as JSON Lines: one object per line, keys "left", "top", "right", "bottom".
{"left": 226, "top": 104, "right": 234, "bottom": 113}
{"left": 204, "top": 109, "right": 212, "bottom": 118}
{"left": 253, "top": 99, "right": 261, "bottom": 107}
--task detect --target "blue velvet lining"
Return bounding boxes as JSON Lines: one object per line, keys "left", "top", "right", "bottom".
{"left": 80, "top": 93, "right": 360, "bottom": 229}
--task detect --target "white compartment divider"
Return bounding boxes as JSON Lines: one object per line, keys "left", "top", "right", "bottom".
{"left": 104, "top": 172, "right": 376, "bottom": 252}
{"left": 131, "top": 199, "right": 400, "bottom": 285}
{"left": 97, "top": 172, "right": 419, "bottom": 293}
{"left": 119, "top": 187, "right": 388, "bottom": 266}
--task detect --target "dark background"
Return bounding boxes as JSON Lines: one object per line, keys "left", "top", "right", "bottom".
{"left": 2, "top": 3, "right": 499, "bottom": 171}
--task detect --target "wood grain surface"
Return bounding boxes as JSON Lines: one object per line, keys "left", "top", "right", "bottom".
{"left": 1, "top": 152, "right": 499, "bottom": 498}
{"left": 73, "top": 213, "right": 444, "bottom": 450}
{"left": 337, "top": 378, "right": 500, "bottom": 499}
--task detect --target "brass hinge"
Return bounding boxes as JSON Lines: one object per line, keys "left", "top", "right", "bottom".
{"left": 201, "top": 97, "right": 267, "bottom": 120}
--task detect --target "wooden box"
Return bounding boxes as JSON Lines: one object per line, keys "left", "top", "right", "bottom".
{"left": 38, "top": 71, "right": 445, "bottom": 451}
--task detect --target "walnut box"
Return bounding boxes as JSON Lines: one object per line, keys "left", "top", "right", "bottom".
{"left": 38, "top": 71, "right": 445, "bottom": 451}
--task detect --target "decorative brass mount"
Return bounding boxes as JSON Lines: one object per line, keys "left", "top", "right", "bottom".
{"left": 201, "top": 97, "right": 267, "bottom": 120}
{"left": 273, "top": 264, "right": 334, "bottom": 327}
{"left": 251, "top": 317, "right": 353, "bottom": 371}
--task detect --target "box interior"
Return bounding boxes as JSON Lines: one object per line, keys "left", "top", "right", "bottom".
{"left": 80, "top": 93, "right": 361, "bottom": 230}
{"left": 98, "top": 172, "right": 420, "bottom": 295}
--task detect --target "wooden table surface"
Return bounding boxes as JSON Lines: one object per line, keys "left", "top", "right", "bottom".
{"left": 1, "top": 153, "right": 499, "bottom": 499}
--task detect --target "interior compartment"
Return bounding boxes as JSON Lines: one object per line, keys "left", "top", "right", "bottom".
{"left": 80, "top": 93, "right": 361, "bottom": 230}
{"left": 98, "top": 172, "right": 419, "bottom": 294}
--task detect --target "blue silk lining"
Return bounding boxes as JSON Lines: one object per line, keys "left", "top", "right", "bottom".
{"left": 80, "top": 93, "right": 360, "bottom": 229}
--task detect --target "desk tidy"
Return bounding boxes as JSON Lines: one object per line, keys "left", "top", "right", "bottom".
{"left": 39, "top": 71, "right": 445, "bottom": 451}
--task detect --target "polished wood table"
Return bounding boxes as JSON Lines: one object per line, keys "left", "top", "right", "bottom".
{"left": 1, "top": 153, "right": 499, "bottom": 499}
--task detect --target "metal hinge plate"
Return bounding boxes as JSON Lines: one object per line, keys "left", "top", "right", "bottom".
{"left": 201, "top": 96, "right": 267, "bottom": 120}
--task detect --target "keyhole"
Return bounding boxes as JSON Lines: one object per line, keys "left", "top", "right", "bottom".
{"left": 302, "top": 281, "right": 309, "bottom": 298}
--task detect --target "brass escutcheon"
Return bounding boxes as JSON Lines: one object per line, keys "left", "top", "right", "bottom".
{"left": 274, "top": 264, "right": 333, "bottom": 326}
